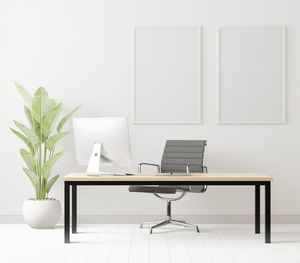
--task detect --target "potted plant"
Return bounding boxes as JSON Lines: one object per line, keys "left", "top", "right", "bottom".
{"left": 10, "top": 82, "right": 80, "bottom": 228}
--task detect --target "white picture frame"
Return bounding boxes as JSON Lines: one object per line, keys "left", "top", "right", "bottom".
{"left": 217, "top": 26, "right": 286, "bottom": 124}
{"left": 133, "top": 27, "right": 202, "bottom": 125}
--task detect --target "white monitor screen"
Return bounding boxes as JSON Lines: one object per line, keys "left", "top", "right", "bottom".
{"left": 73, "top": 117, "right": 132, "bottom": 167}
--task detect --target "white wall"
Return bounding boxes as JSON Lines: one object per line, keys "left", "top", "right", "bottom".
{"left": 1, "top": 0, "right": 300, "bottom": 221}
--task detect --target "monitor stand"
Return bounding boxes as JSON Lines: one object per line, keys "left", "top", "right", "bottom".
{"left": 86, "top": 142, "right": 124, "bottom": 176}
{"left": 86, "top": 142, "right": 103, "bottom": 176}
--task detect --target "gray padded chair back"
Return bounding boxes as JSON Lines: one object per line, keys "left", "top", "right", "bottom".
{"left": 161, "top": 140, "right": 206, "bottom": 173}
{"left": 161, "top": 140, "right": 207, "bottom": 193}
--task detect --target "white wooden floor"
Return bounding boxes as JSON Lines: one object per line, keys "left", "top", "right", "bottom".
{"left": 1, "top": 224, "right": 300, "bottom": 263}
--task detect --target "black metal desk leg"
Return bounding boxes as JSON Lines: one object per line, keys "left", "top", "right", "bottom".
{"left": 64, "top": 182, "right": 70, "bottom": 243}
{"left": 72, "top": 184, "right": 77, "bottom": 234}
{"left": 255, "top": 184, "right": 260, "bottom": 234}
{"left": 265, "top": 182, "right": 271, "bottom": 243}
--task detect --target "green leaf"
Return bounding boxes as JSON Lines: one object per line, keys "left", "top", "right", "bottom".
{"left": 24, "top": 106, "right": 41, "bottom": 139}
{"left": 42, "top": 103, "right": 63, "bottom": 138}
{"left": 42, "top": 150, "right": 65, "bottom": 180}
{"left": 20, "top": 148, "right": 37, "bottom": 172}
{"left": 24, "top": 106, "right": 34, "bottom": 128}
{"left": 46, "top": 175, "right": 59, "bottom": 194}
{"left": 13, "top": 121, "right": 39, "bottom": 152}
{"left": 23, "top": 167, "right": 39, "bottom": 191}
{"left": 31, "top": 87, "right": 53, "bottom": 122}
{"left": 46, "top": 131, "right": 72, "bottom": 152}
{"left": 15, "top": 82, "right": 32, "bottom": 107}
{"left": 50, "top": 98, "right": 56, "bottom": 108}
{"left": 10, "top": 127, "right": 35, "bottom": 153}
{"left": 24, "top": 106, "right": 38, "bottom": 129}
{"left": 57, "top": 105, "right": 80, "bottom": 132}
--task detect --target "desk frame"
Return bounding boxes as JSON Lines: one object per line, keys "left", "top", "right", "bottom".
{"left": 64, "top": 180, "right": 271, "bottom": 243}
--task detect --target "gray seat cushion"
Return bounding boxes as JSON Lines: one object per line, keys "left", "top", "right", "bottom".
{"left": 129, "top": 185, "right": 176, "bottom": 194}
{"left": 129, "top": 184, "right": 206, "bottom": 194}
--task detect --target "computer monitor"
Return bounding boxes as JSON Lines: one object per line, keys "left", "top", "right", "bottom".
{"left": 73, "top": 117, "right": 132, "bottom": 175}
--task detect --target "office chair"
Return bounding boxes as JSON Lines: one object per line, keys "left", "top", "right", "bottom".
{"left": 129, "top": 140, "right": 207, "bottom": 233}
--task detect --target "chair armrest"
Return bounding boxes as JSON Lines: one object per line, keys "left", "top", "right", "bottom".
{"left": 186, "top": 165, "right": 208, "bottom": 192}
{"left": 186, "top": 164, "right": 208, "bottom": 173}
{"left": 138, "top": 162, "right": 161, "bottom": 173}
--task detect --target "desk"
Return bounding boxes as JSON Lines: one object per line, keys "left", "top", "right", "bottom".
{"left": 63, "top": 173, "right": 273, "bottom": 243}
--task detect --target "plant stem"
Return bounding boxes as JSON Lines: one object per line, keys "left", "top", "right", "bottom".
{"left": 43, "top": 143, "right": 47, "bottom": 199}
{"left": 39, "top": 95, "right": 43, "bottom": 200}
{"left": 44, "top": 143, "right": 47, "bottom": 165}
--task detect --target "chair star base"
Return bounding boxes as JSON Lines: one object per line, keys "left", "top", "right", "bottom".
{"left": 140, "top": 219, "right": 200, "bottom": 234}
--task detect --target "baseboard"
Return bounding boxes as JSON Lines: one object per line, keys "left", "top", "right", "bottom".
{"left": 1, "top": 215, "right": 300, "bottom": 224}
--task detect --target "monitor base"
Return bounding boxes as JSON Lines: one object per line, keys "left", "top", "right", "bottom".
{"left": 87, "top": 172, "right": 127, "bottom": 176}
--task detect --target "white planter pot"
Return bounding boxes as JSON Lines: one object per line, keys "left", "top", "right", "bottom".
{"left": 22, "top": 199, "right": 61, "bottom": 229}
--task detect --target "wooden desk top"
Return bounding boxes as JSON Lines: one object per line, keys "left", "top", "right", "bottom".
{"left": 63, "top": 173, "right": 272, "bottom": 182}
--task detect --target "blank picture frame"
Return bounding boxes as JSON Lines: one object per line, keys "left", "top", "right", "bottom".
{"left": 133, "top": 27, "right": 202, "bottom": 124}
{"left": 217, "top": 26, "right": 286, "bottom": 124}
